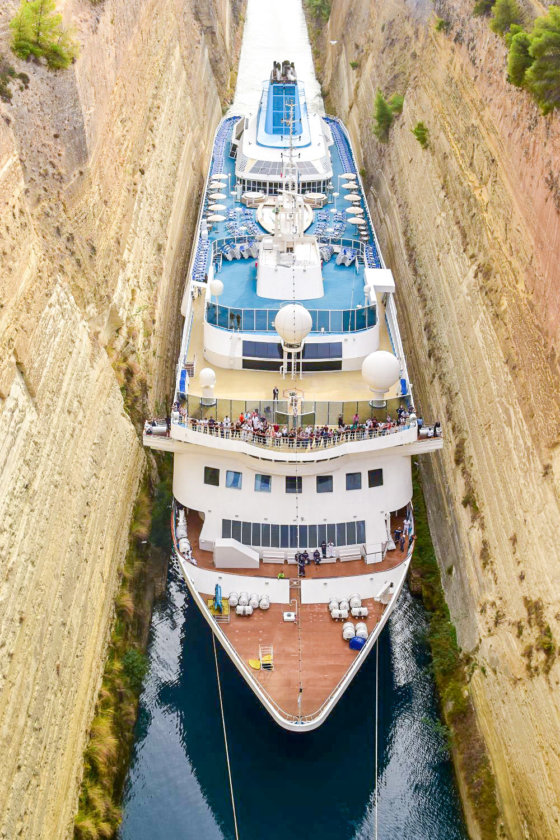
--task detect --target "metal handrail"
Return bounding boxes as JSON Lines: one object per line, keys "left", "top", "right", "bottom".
{"left": 173, "top": 418, "right": 416, "bottom": 450}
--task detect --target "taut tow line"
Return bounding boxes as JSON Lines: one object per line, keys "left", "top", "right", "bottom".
{"left": 212, "top": 632, "right": 240, "bottom": 840}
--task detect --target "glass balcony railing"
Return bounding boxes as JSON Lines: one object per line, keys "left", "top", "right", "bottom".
{"left": 205, "top": 302, "right": 377, "bottom": 333}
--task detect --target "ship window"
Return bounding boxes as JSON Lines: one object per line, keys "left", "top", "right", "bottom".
{"left": 336, "top": 523, "right": 346, "bottom": 545}
{"left": 204, "top": 467, "right": 220, "bottom": 486}
{"left": 346, "top": 522, "right": 357, "bottom": 545}
{"left": 346, "top": 472, "right": 362, "bottom": 491}
{"left": 226, "top": 470, "right": 242, "bottom": 490}
{"left": 271, "top": 524, "right": 280, "bottom": 547}
{"left": 298, "top": 525, "right": 308, "bottom": 547}
{"left": 308, "top": 524, "right": 318, "bottom": 547}
{"left": 327, "top": 523, "right": 336, "bottom": 544}
{"left": 368, "top": 468, "right": 383, "bottom": 488}
{"left": 316, "top": 475, "right": 333, "bottom": 493}
{"left": 286, "top": 476, "right": 302, "bottom": 494}
{"left": 252, "top": 523, "right": 261, "bottom": 544}
{"left": 317, "top": 524, "right": 327, "bottom": 545}
{"left": 231, "top": 520, "right": 241, "bottom": 541}
{"left": 280, "top": 525, "right": 289, "bottom": 547}
{"left": 261, "top": 524, "right": 271, "bottom": 547}
{"left": 222, "top": 519, "right": 232, "bottom": 538}
{"left": 289, "top": 525, "right": 298, "bottom": 548}
{"left": 356, "top": 521, "right": 366, "bottom": 542}
{"left": 242, "top": 521, "right": 251, "bottom": 544}
{"left": 255, "top": 474, "right": 272, "bottom": 492}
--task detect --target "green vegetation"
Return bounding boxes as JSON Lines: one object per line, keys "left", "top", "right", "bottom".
{"left": 473, "top": 0, "right": 495, "bottom": 17}
{"left": 507, "top": 26, "right": 532, "bottom": 85}
{"left": 349, "top": 60, "right": 360, "bottom": 69}
{"left": 74, "top": 455, "right": 172, "bottom": 839}
{"left": 373, "top": 91, "right": 405, "bottom": 142}
{"left": 0, "top": 54, "right": 29, "bottom": 102}
{"left": 411, "top": 467, "right": 499, "bottom": 838}
{"left": 412, "top": 121, "right": 429, "bottom": 148}
{"left": 435, "top": 16, "right": 450, "bottom": 31}
{"left": 489, "top": 0, "right": 522, "bottom": 35}
{"left": 10, "top": 0, "right": 78, "bottom": 69}
{"left": 305, "top": 0, "right": 331, "bottom": 20}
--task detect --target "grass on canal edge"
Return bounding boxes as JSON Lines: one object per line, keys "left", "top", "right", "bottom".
{"left": 411, "top": 466, "right": 500, "bottom": 840}
{"left": 74, "top": 454, "right": 173, "bottom": 840}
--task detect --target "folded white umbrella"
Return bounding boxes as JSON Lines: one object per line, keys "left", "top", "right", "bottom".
{"left": 209, "top": 192, "right": 226, "bottom": 200}
{"left": 346, "top": 206, "right": 364, "bottom": 214}
{"left": 209, "top": 203, "right": 226, "bottom": 211}
{"left": 340, "top": 172, "right": 357, "bottom": 179}
{"left": 207, "top": 214, "right": 226, "bottom": 222}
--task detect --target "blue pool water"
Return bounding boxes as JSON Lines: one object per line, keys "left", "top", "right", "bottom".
{"left": 120, "top": 555, "right": 468, "bottom": 840}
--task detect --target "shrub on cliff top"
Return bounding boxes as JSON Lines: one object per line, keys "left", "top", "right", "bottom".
{"left": 412, "top": 121, "right": 429, "bottom": 148}
{"left": 10, "top": 0, "right": 78, "bottom": 69}
{"left": 489, "top": 0, "right": 522, "bottom": 35}
{"left": 506, "top": 6, "right": 560, "bottom": 113}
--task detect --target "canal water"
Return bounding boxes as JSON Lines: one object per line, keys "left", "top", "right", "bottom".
{"left": 120, "top": 555, "right": 468, "bottom": 840}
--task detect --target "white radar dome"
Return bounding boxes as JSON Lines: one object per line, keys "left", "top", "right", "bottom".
{"left": 274, "top": 304, "right": 312, "bottom": 347}
{"left": 209, "top": 279, "right": 224, "bottom": 297}
{"left": 199, "top": 367, "right": 216, "bottom": 388}
{"left": 362, "top": 351, "right": 400, "bottom": 405}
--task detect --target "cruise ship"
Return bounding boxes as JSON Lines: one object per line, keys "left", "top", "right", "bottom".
{"left": 144, "top": 61, "right": 442, "bottom": 731}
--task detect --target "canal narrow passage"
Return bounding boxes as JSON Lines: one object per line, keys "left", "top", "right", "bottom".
{"left": 120, "top": 3, "right": 468, "bottom": 836}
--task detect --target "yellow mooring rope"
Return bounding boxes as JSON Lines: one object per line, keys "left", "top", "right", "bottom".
{"left": 212, "top": 632, "right": 240, "bottom": 840}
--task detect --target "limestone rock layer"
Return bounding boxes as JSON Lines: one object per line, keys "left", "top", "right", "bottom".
{"left": 0, "top": 1, "right": 244, "bottom": 837}
{"left": 320, "top": 0, "right": 560, "bottom": 837}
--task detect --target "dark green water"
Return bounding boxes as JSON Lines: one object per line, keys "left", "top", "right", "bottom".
{"left": 120, "top": 555, "right": 468, "bottom": 840}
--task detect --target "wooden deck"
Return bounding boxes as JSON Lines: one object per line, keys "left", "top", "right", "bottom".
{"left": 186, "top": 510, "right": 409, "bottom": 579}
{"left": 185, "top": 510, "right": 408, "bottom": 721}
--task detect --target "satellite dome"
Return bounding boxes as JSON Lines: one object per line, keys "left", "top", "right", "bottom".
{"left": 274, "top": 304, "right": 312, "bottom": 347}
{"left": 209, "top": 279, "right": 224, "bottom": 297}
{"left": 362, "top": 351, "right": 400, "bottom": 403}
{"left": 199, "top": 367, "right": 216, "bottom": 388}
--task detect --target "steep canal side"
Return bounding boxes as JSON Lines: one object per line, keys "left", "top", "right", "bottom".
{"left": 0, "top": 2, "right": 245, "bottom": 838}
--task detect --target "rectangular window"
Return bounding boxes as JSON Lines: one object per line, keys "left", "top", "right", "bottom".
{"left": 317, "top": 524, "right": 327, "bottom": 546}
{"left": 356, "top": 521, "right": 366, "bottom": 543}
{"left": 336, "top": 522, "right": 346, "bottom": 545}
{"left": 251, "top": 523, "right": 261, "bottom": 545}
{"left": 271, "top": 524, "right": 280, "bottom": 547}
{"left": 204, "top": 466, "right": 220, "bottom": 486}
{"left": 286, "top": 476, "right": 302, "bottom": 494}
{"left": 308, "top": 524, "right": 317, "bottom": 548}
{"left": 242, "top": 522, "right": 251, "bottom": 544}
{"left": 316, "top": 475, "right": 333, "bottom": 493}
{"left": 261, "top": 524, "right": 271, "bottom": 547}
{"left": 231, "top": 520, "right": 241, "bottom": 541}
{"left": 346, "top": 472, "right": 362, "bottom": 491}
{"left": 327, "top": 523, "right": 336, "bottom": 544}
{"left": 255, "top": 474, "right": 272, "bottom": 492}
{"left": 368, "top": 468, "right": 384, "bottom": 488}
{"left": 222, "top": 519, "right": 232, "bottom": 539}
{"left": 280, "top": 525, "right": 289, "bottom": 548}
{"left": 299, "top": 525, "right": 308, "bottom": 547}
{"left": 346, "top": 522, "right": 357, "bottom": 545}
{"left": 289, "top": 525, "right": 298, "bottom": 548}
{"left": 226, "top": 470, "right": 242, "bottom": 490}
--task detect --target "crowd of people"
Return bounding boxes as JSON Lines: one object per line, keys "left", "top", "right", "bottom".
{"left": 171, "top": 405, "right": 431, "bottom": 448}
{"left": 295, "top": 540, "right": 336, "bottom": 576}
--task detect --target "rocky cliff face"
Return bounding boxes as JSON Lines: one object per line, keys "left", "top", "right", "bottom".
{"left": 319, "top": 1, "right": 560, "bottom": 837}
{"left": 0, "top": 1, "right": 244, "bottom": 837}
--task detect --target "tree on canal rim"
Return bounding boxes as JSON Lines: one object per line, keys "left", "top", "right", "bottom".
{"left": 10, "top": 0, "right": 78, "bottom": 69}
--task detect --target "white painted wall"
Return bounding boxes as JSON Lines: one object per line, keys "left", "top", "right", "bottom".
{"left": 184, "top": 561, "right": 291, "bottom": 603}
{"left": 203, "top": 319, "right": 379, "bottom": 371}
{"left": 300, "top": 560, "right": 409, "bottom": 604}
{"left": 173, "top": 444, "right": 412, "bottom": 546}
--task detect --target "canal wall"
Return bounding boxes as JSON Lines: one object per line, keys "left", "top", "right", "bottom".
{"left": 0, "top": 1, "right": 245, "bottom": 837}
{"left": 316, "top": 0, "right": 560, "bottom": 838}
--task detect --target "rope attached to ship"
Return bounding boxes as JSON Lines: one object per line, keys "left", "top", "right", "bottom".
{"left": 212, "top": 633, "right": 240, "bottom": 840}
{"left": 374, "top": 637, "right": 379, "bottom": 840}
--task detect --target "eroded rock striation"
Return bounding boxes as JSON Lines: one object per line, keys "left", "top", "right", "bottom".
{"left": 0, "top": 1, "right": 244, "bottom": 837}
{"left": 319, "top": 0, "right": 560, "bottom": 837}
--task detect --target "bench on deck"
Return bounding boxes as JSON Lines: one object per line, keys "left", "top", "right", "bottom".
{"left": 338, "top": 544, "right": 363, "bottom": 562}
{"left": 362, "top": 542, "right": 384, "bottom": 564}
{"left": 261, "top": 549, "right": 285, "bottom": 564}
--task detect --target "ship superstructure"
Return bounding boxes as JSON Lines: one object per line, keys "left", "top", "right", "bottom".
{"left": 145, "top": 62, "right": 442, "bottom": 731}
